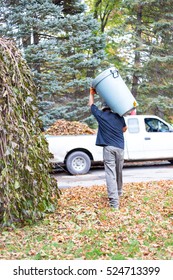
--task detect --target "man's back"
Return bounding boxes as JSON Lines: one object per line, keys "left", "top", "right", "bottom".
{"left": 91, "top": 104, "right": 126, "bottom": 149}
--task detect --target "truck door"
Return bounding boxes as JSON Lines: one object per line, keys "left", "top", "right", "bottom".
{"left": 143, "top": 117, "right": 173, "bottom": 158}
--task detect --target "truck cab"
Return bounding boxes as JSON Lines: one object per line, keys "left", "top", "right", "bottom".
{"left": 124, "top": 115, "right": 173, "bottom": 161}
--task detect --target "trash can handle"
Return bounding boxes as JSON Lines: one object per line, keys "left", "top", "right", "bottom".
{"left": 110, "top": 69, "right": 119, "bottom": 79}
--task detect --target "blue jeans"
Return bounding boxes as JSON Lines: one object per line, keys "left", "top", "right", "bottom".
{"left": 103, "top": 146, "right": 124, "bottom": 208}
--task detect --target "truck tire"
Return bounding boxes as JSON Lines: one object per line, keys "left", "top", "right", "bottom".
{"left": 66, "top": 151, "right": 91, "bottom": 175}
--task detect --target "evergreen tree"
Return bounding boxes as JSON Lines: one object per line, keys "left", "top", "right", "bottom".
{"left": 53, "top": 0, "right": 85, "bottom": 14}
{"left": 135, "top": 0, "right": 173, "bottom": 119}
{"left": 0, "top": 0, "right": 107, "bottom": 128}
{"left": 117, "top": 0, "right": 173, "bottom": 118}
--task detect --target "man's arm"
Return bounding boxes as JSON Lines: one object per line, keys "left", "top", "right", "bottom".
{"left": 89, "top": 87, "right": 96, "bottom": 106}
{"left": 89, "top": 92, "right": 94, "bottom": 106}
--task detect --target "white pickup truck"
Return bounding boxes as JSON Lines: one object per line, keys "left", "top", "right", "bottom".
{"left": 46, "top": 115, "right": 173, "bottom": 175}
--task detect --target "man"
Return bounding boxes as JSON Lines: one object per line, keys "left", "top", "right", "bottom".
{"left": 89, "top": 87, "right": 127, "bottom": 209}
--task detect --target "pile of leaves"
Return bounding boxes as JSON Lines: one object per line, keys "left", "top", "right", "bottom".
{"left": 0, "top": 180, "right": 172, "bottom": 260}
{"left": 0, "top": 38, "right": 59, "bottom": 226}
{"left": 45, "top": 119, "right": 96, "bottom": 135}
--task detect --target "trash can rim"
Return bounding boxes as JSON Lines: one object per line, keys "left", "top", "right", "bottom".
{"left": 92, "top": 67, "right": 118, "bottom": 88}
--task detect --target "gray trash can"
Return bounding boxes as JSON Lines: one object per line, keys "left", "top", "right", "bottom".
{"left": 92, "top": 67, "right": 138, "bottom": 116}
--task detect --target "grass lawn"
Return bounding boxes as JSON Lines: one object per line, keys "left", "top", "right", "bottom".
{"left": 0, "top": 180, "right": 173, "bottom": 260}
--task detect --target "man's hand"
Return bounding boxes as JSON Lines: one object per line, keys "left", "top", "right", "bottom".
{"left": 90, "top": 87, "right": 96, "bottom": 95}
{"left": 123, "top": 126, "right": 128, "bottom": 132}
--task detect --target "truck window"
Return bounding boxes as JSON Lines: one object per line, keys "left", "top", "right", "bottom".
{"left": 128, "top": 118, "right": 140, "bottom": 133}
{"left": 145, "top": 118, "right": 169, "bottom": 132}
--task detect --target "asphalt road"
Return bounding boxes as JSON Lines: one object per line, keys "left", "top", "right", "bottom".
{"left": 52, "top": 161, "right": 173, "bottom": 189}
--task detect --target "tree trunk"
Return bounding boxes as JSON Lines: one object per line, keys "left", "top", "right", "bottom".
{"left": 131, "top": 4, "right": 142, "bottom": 98}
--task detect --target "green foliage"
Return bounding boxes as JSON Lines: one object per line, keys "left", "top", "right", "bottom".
{"left": 0, "top": 0, "right": 107, "bottom": 128}
{"left": 137, "top": 95, "right": 173, "bottom": 123}
{"left": 53, "top": 0, "right": 85, "bottom": 15}
{"left": 141, "top": 0, "right": 173, "bottom": 100}
{"left": 0, "top": 0, "right": 173, "bottom": 125}
{"left": 0, "top": 38, "right": 60, "bottom": 226}
{"left": 111, "top": 0, "right": 173, "bottom": 119}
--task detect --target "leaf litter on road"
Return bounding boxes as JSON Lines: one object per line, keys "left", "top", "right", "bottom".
{"left": 0, "top": 180, "right": 172, "bottom": 260}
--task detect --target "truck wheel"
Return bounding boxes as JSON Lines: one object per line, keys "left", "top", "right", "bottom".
{"left": 66, "top": 151, "right": 91, "bottom": 175}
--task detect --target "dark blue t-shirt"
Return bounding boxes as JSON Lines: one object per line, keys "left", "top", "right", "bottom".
{"left": 91, "top": 104, "right": 126, "bottom": 149}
